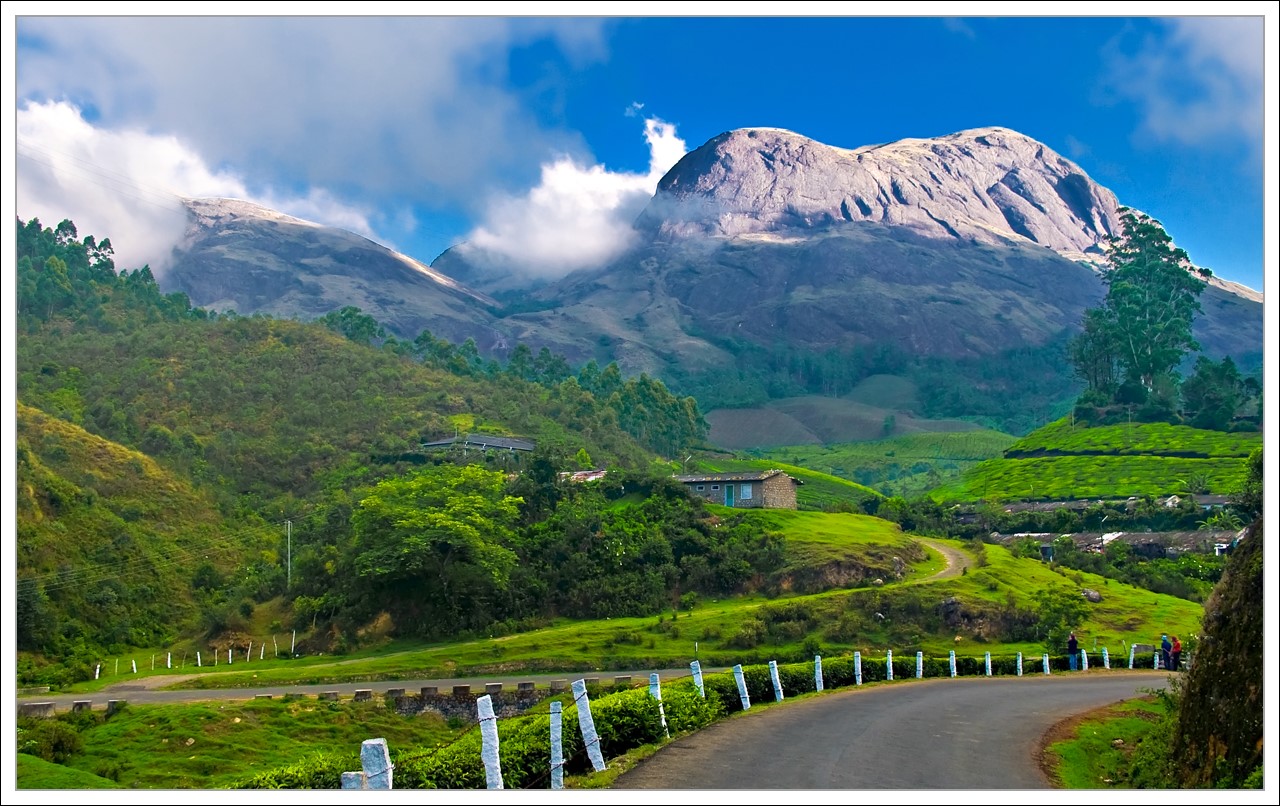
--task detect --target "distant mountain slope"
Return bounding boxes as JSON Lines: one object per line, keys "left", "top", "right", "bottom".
{"left": 163, "top": 197, "right": 506, "bottom": 348}
{"left": 153, "top": 126, "right": 1262, "bottom": 439}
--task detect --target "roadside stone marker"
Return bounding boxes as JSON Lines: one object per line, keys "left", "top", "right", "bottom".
{"left": 732, "top": 664, "right": 751, "bottom": 710}
{"left": 477, "top": 695, "right": 502, "bottom": 789}
{"left": 572, "top": 679, "right": 606, "bottom": 772}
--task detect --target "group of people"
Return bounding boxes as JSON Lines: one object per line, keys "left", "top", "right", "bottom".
{"left": 1065, "top": 631, "right": 1182, "bottom": 671}
{"left": 1161, "top": 634, "right": 1182, "bottom": 671}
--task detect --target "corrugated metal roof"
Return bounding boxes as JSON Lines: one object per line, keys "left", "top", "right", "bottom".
{"left": 673, "top": 470, "right": 802, "bottom": 484}
{"left": 420, "top": 434, "right": 536, "bottom": 451}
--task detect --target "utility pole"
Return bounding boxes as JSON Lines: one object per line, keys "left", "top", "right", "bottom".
{"left": 286, "top": 520, "right": 292, "bottom": 588}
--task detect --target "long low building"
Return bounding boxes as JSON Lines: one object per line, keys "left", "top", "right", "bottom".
{"left": 673, "top": 470, "right": 802, "bottom": 509}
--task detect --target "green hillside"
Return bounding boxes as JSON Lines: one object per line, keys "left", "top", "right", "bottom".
{"left": 929, "top": 419, "right": 1260, "bottom": 503}
{"left": 16, "top": 402, "right": 273, "bottom": 681}
{"left": 755, "top": 429, "right": 1017, "bottom": 497}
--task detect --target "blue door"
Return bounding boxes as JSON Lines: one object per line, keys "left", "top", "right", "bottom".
{"left": 724, "top": 484, "right": 735, "bottom": 507}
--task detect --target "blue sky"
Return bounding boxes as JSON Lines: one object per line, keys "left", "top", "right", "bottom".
{"left": 6, "top": 7, "right": 1275, "bottom": 293}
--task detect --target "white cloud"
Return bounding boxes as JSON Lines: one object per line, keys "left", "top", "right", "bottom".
{"left": 1105, "top": 17, "right": 1263, "bottom": 156}
{"left": 15, "top": 17, "right": 608, "bottom": 212}
{"left": 463, "top": 117, "right": 688, "bottom": 278}
{"left": 16, "top": 100, "right": 378, "bottom": 275}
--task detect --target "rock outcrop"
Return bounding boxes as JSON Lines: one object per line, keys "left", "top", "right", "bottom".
{"left": 164, "top": 197, "right": 504, "bottom": 348}
{"left": 639, "top": 126, "right": 1124, "bottom": 266}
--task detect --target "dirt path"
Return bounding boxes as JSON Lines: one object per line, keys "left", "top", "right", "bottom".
{"left": 916, "top": 536, "right": 972, "bottom": 581}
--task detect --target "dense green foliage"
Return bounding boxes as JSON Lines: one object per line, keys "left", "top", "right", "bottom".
{"left": 291, "top": 468, "right": 788, "bottom": 644}
{"left": 1069, "top": 209, "right": 1207, "bottom": 403}
{"left": 1067, "top": 209, "right": 1259, "bottom": 430}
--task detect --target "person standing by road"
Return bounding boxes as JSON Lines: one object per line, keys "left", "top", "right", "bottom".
{"left": 1171, "top": 636, "right": 1182, "bottom": 671}
{"left": 1160, "top": 634, "right": 1172, "bottom": 670}
{"left": 1067, "top": 632, "right": 1079, "bottom": 671}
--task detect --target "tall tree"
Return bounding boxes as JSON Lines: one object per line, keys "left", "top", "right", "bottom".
{"left": 1100, "top": 208, "right": 1208, "bottom": 393}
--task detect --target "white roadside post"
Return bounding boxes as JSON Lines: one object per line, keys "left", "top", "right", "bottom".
{"left": 854, "top": 652, "right": 863, "bottom": 686}
{"left": 1082, "top": 650, "right": 1090, "bottom": 671}
{"left": 341, "top": 738, "right": 394, "bottom": 790}
{"left": 1017, "top": 652, "right": 1023, "bottom": 677}
{"left": 649, "top": 673, "right": 669, "bottom": 738}
{"left": 550, "top": 701, "right": 564, "bottom": 790}
{"left": 814, "top": 655, "right": 824, "bottom": 692}
{"left": 949, "top": 650, "right": 956, "bottom": 678}
{"left": 985, "top": 652, "right": 992, "bottom": 677}
{"left": 916, "top": 651, "right": 923, "bottom": 679}
{"left": 1043, "top": 653, "right": 1051, "bottom": 675}
{"left": 732, "top": 664, "right": 751, "bottom": 710}
{"left": 886, "top": 650, "right": 893, "bottom": 681}
{"left": 477, "top": 695, "right": 502, "bottom": 789}
{"left": 573, "top": 679, "right": 606, "bottom": 772}
{"left": 1103, "top": 647, "right": 1111, "bottom": 669}
{"left": 690, "top": 660, "right": 705, "bottom": 699}
{"left": 768, "top": 660, "right": 784, "bottom": 702}
{"left": 1128, "top": 644, "right": 1136, "bottom": 669}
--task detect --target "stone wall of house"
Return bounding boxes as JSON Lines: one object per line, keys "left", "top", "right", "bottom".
{"left": 759, "top": 475, "right": 798, "bottom": 509}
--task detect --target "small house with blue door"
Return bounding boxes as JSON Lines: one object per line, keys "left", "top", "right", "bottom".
{"left": 673, "top": 470, "right": 802, "bottom": 509}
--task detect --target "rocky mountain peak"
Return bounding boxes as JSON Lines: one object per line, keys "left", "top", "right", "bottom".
{"left": 639, "top": 125, "right": 1126, "bottom": 265}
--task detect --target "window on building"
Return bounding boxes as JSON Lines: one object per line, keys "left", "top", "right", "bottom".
{"left": 711, "top": 485, "right": 720, "bottom": 490}
{"left": 741, "top": 483, "right": 752, "bottom": 499}
{"left": 696, "top": 485, "right": 705, "bottom": 491}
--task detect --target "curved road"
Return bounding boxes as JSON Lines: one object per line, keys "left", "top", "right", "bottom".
{"left": 614, "top": 672, "right": 1172, "bottom": 789}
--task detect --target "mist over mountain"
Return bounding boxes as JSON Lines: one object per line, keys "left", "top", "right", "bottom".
{"left": 157, "top": 126, "right": 1264, "bottom": 437}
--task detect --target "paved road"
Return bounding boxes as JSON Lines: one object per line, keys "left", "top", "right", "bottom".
{"left": 613, "top": 672, "right": 1172, "bottom": 790}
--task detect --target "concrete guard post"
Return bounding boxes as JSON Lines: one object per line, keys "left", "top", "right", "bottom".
{"left": 649, "top": 673, "right": 669, "bottom": 737}
{"left": 572, "top": 679, "right": 606, "bottom": 772}
{"left": 732, "top": 664, "right": 751, "bottom": 710}
{"left": 477, "top": 695, "right": 503, "bottom": 789}
{"left": 550, "top": 701, "right": 565, "bottom": 790}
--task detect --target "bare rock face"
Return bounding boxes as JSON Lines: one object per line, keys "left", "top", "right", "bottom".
{"left": 164, "top": 198, "right": 505, "bottom": 348}
{"left": 640, "top": 126, "right": 1125, "bottom": 265}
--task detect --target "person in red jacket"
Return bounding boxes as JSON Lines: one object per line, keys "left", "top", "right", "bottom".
{"left": 1171, "top": 636, "right": 1182, "bottom": 671}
